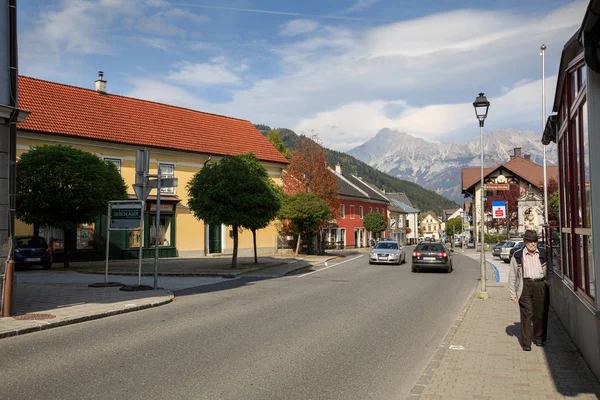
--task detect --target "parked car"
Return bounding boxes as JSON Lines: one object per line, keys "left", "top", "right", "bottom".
{"left": 369, "top": 240, "right": 406, "bottom": 265}
{"left": 13, "top": 236, "right": 53, "bottom": 269}
{"left": 454, "top": 237, "right": 463, "bottom": 247}
{"left": 411, "top": 242, "right": 453, "bottom": 273}
{"left": 492, "top": 241, "right": 507, "bottom": 257}
{"left": 500, "top": 240, "right": 520, "bottom": 263}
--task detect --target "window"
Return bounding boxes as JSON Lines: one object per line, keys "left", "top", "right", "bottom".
{"left": 77, "top": 223, "right": 95, "bottom": 249}
{"left": 159, "top": 163, "right": 175, "bottom": 194}
{"left": 369, "top": 207, "right": 373, "bottom": 213}
{"left": 104, "top": 158, "right": 121, "bottom": 173}
{"left": 149, "top": 215, "right": 173, "bottom": 247}
{"left": 341, "top": 204, "right": 345, "bottom": 219}
{"left": 350, "top": 205, "right": 355, "bottom": 219}
{"left": 359, "top": 206, "right": 364, "bottom": 219}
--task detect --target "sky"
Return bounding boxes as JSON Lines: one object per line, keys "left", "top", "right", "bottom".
{"left": 18, "top": 0, "right": 587, "bottom": 151}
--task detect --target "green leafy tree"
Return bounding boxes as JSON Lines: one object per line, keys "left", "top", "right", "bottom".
{"left": 16, "top": 145, "right": 127, "bottom": 268}
{"left": 187, "top": 153, "right": 280, "bottom": 268}
{"left": 363, "top": 212, "right": 387, "bottom": 236}
{"left": 266, "top": 129, "right": 292, "bottom": 160}
{"left": 445, "top": 217, "right": 463, "bottom": 238}
{"left": 278, "top": 193, "right": 331, "bottom": 255}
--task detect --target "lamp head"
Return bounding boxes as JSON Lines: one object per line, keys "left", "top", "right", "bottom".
{"left": 473, "top": 92, "right": 490, "bottom": 123}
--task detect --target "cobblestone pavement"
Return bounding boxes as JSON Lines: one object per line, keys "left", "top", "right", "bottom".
{"left": 407, "top": 284, "right": 600, "bottom": 400}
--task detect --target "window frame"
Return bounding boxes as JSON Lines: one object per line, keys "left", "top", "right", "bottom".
{"left": 159, "top": 163, "right": 175, "bottom": 194}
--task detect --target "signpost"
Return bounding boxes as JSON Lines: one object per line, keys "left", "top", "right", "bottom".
{"left": 492, "top": 201, "right": 506, "bottom": 219}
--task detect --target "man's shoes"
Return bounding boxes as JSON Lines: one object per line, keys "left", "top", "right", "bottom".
{"left": 533, "top": 340, "right": 545, "bottom": 347}
{"left": 522, "top": 345, "right": 532, "bottom": 351}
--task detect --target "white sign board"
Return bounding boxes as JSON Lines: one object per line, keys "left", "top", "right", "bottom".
{"left": 492, "top": 201, "right": 506, "bottom": 219}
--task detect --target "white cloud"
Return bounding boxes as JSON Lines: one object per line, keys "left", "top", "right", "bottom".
{"left": 128, "top": 79, "right": 214, "bottom": 110}
{"left": 166, "top": 61, "right": 241, "bottom": 86}
{"left": 344, "top": 0, "right": 380, "bottom": 14}
{"left": 140, "top": 37, "right": 172, "bottom": 51}
{"left": 162, "top": 8, "right": 210, "bottom": 25}
{"left": 279, "top": 19, "right": 320, "bottom": 36}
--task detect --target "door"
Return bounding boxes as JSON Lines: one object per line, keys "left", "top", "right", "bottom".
{"left": 209, "top": 224, "right": 222, "bottom": 254}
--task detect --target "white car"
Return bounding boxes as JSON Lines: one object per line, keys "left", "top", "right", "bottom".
{"left": 369, "top": 240, "right": 406, "bottom": 265}
{"left": 500, "top": 240, "right": 522, "bottom": 263}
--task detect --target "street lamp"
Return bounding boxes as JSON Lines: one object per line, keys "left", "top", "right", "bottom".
{"left": 473, "top": 92, "right": 490, "bottom": 297}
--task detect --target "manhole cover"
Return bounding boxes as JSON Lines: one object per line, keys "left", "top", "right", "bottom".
{"left": 13, "top": 313, "right": 56, "bottom": 320}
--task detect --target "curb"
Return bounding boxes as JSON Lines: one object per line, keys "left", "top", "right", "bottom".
{"left": 0, "top": 292, "right": 174, "bottom": 340}
{"left": 405, "top": 284, "right": 479, "bottom": 399}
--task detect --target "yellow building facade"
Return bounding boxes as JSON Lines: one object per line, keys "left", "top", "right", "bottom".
{"left": 16, "top": 75, "right": 288, "bottom": 260}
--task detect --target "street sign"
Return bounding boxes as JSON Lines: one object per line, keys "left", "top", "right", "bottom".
{"left": 492, "top": 201, "right": 506, "bottom": 219}
{"left": 110, "top": 204, "right": 143, "bottom": 229}
{"left": 135, "top": 149, "right": 149, "bottom": 186}
{"left": 148, "top": 177, "right": 178, "bottom": 188}
{"left": 486, "top": 183, "right": 510, "bottom": 191}
{"left": 133, "top": 185, "right": 151, "bottom": 202}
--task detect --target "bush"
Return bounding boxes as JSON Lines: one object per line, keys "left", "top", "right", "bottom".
{"left": 484, "top": 233, "right": 506, "bottom": 244}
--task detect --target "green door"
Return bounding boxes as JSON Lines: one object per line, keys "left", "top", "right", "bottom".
{"left": 209, "top": 224, "right": 222, "bottom": 254}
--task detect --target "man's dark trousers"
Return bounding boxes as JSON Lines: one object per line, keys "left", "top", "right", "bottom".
{"left": 519, "top": 278, "right": 549, "bottom": 347}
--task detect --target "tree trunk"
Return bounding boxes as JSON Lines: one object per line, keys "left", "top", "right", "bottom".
{"left": 295, "top": 232, "right": 302, "bottom": 256}
{"left": 63, "top": 228, "right": 71, "bottom": 269}
{"left": 231, "top": 225, "right": 238, "bottom": 269}
{"left": 252, "top": 228, "right": 257, "bottom": 264}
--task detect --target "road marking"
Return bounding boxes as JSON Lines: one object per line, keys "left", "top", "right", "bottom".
{"left": 297, "top": 255, "right": 364, "bottom": 278}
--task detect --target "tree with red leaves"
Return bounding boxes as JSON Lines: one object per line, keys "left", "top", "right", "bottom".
{"left": 485, "top": 183, "right": 522, "bottom": 234}
{"left": 283, "top": 135, "right": 340, "bottom": 218}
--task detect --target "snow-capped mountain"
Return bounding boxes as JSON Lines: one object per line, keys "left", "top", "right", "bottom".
{"left": 347, "top": 128, "right": 558, "bottom": 204}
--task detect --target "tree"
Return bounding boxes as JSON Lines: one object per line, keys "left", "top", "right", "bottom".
{"left": 236, "top": 154, "right": 282, "bottom": 264}
{"left": 283, "top": 135, "right": 339, "bottom": 218}
{"left": 278, "top": 193, "right": 331, "bottom": 255}
{"left": 363, "top": 212, "right": 387, "bottom": 236}
{"left": 187, "top": 153, "right": 280, "bottom": 268}
{"left": 445, "top": 217, "right": 463, "bottom": 237}
{"left": 266, "top": 129, "right": 291, "bottom": 161}
{"left": 546, "top": 178, "right": 559, "bottom": 224}
{"left": 484, "top": 184, "right": 521, "bottom": 234}
{"left": 16, "top": 145, "right": 127, "bottom": 268}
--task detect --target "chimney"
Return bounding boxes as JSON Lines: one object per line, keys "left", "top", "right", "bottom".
{"left": 514, "top": 147, "right": 522, "bottom": 157}
{"left": 335, "top": 163, "right": 342, "bottom": 174}
{"left": 524, "top": 154, "right": 531, "bottom": 161}
{"left": 95, "top": 71, "right": 107, "bottom": 93}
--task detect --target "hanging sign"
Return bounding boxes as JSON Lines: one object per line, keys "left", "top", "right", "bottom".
{"left": 492, "top": 201, "right": 507, "bottom": 219}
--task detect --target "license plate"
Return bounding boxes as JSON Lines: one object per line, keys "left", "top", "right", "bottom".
{"left": 26, "top": 257, "right": 41, "bottom": 262}
{"left": 378, "top": 256, "right": 387, "bottom": 259}
{"left": 423, "top": 257, "right": 436, "bottom": 261}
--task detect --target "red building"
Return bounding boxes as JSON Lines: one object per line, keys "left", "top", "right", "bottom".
{"left": 323, "top": 165, "right": 389, "bottom": 248}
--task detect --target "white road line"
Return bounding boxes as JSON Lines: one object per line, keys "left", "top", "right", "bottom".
{"left": 297, "top": 255, "right": 364, "bottom": 278}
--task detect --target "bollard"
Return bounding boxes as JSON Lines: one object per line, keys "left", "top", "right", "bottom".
{"left": 2, "top": 260, "right": 14, "bottom": 317}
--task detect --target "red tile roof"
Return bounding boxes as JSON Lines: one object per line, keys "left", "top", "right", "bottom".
{"left": 462, "top": 157, "right": 559, "bottom": 191}
{"left": 17, "top": 76, "right": 288, "bottom": 165}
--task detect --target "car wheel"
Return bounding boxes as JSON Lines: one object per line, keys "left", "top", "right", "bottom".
{"left": 503, "top": 259, "right": 509, "bottom": 264}
{"left": 369, "top": 261, "right": 373, "bottom": 265}
{"left": 43, "top": 262, "right": 52, "bottom": 270}
{"left": 411, "top": 266, "right": 417, "bottom": 272}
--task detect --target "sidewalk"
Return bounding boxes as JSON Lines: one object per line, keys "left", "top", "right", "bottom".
{"left": 407, "top": 283, "right": 600, "bottom": 399}
{"left": 0, "top": 252, "right": 339, "bottom": 339}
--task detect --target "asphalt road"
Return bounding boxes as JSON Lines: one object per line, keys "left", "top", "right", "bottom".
{"left": 0, "top": 251, "right": 480, "bottom": 400}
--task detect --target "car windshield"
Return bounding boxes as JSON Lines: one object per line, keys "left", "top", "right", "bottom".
{"left": 514, "top": 242, "right": 525, "bottom": 249}
{"left": 16, "top": 237, "right": 47, "bottom": 248}
{"left": 375, "top": 242, "right": 398, "bottom": 250}
{"left": 416, "top": 244, "right": 444, "bottom": 252}
{"left": 504, "top": 242, "right": 516, "bottom": 248}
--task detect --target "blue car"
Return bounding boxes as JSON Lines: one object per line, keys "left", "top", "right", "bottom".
{"left": 13, "top": 236, "right": 53, "bottom": 269}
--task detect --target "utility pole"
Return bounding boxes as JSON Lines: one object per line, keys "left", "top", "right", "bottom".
{"left": 541, "top": 44, "right": 549, "bottom": 225}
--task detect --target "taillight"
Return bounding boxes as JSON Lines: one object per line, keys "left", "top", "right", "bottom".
{"left": 438, "top": 252, "right": 448, "bottom": 257}
{"left": 13, "top": 248, "right": 20, "bottom": 254}
{"left": 45, "top": 247, "right": 52, "bottom": 254}
{"left": 412, "top": 252, "right": 421, "bottom": 257}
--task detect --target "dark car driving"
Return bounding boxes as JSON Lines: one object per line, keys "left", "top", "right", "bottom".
{"left": 492, "top": 241, "right": 507, "bottom": 257}
{"left": 412, "top": 242, "right": 453, "bottom": 273}
{"left": 13, "top": 236, "right": 53, "bottom": 269}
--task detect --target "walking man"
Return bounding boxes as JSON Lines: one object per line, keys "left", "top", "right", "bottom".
{"left": 508, "top": 230, "right": 549, "bottom": 351}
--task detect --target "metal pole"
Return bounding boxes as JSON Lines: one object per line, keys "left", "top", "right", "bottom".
{"left": 480, "top": 121, "right": 487, "bottom": 294}
{"left": 154, "top": 168, "right": 161, "bottom": 289}
{"left": 105, "top": 203, "right": 111, "bottom": 283}
{"left": 138, "top": 201, "right": 144, "bottom": 286}
{"left": 542, "top": 44, "right": 549, "bottom": 225}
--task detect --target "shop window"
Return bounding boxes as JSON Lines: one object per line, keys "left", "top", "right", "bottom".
{"left": 128, "top": 230, "right": 143, "bottom": 248}
{"left": 149, "top": 215, "right": 173, "bottom": 246}
{"left": 104, "top": 158, "right": 121, "bottom": 173}
{"left": 159, "top": 163, "right": 175, "bottom": 194}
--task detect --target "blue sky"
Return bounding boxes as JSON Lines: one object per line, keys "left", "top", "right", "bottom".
{"left": 18, "top": 0, "right": 586, "bottom": 150}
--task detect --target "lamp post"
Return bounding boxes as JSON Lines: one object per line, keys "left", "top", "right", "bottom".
{"left": 541, "top": 44, "right": 549, "bottom": 225}
{"left": 473, "top": 93, "right": 490, "bottom": 296}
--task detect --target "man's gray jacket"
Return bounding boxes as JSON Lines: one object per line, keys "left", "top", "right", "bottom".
{"left": 508, "top": 247, "right": 548, "bottom": 300}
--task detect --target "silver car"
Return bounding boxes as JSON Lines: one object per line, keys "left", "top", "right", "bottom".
{"left": 369, "top": 240, "right": 406, "bottom": 265}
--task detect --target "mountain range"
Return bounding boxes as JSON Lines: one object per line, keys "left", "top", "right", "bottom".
{"left": 347, "top": 128, "right": 558, "bottom": 204}
{"left": 255, "top": 125, "right": 459, "bottom": 214}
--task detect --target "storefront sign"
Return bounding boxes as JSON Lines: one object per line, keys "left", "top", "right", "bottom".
{"left": 492, "top": 201, "right": 506, "bottom": 219}
{"left": 110, "top": 204, "right": 143, "bottom": 229}
{"left": 149, "top": 203, "right": 174, "bottom": 212}
{"left": 485, "top": 183, "right": 510, "bottom": 191}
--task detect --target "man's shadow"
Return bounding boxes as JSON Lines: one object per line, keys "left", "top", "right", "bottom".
{"left": 505, "top": 322, "right": 522, "bottom": 344}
